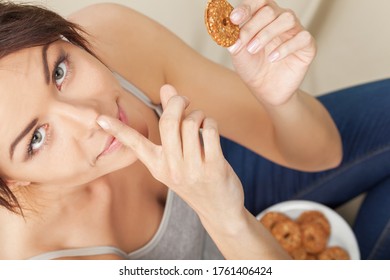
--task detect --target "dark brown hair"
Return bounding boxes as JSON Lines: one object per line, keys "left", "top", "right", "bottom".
{"left": 0, "top": 1, "right": 94, "bottom": 214}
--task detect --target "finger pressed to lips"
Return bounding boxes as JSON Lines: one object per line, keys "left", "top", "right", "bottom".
{"left": 96, "top": 115, "right": 157, "bottom": 167}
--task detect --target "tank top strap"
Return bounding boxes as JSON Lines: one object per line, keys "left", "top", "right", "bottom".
{"left": 113, "top": 72, "right": 163, "bottom": 118}
{"left": 28, "top": 246, "right": 129, "bottom": 260}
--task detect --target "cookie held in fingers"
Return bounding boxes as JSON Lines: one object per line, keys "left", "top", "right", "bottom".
{"left": 205, "top": 0, "right": 240, "bottom": 47}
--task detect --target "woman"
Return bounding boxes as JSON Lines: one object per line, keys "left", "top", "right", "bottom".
{"left": 0, "top": 0, "right": 386, "bottom": 259}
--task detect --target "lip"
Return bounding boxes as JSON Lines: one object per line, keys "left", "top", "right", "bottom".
{"left": 97, "top": 103, "right": 129, "bottom": 158}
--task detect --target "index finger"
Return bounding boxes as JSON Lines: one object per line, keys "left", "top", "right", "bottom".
{"left": 96, "top": 115, "right": 160, "bottom": 167}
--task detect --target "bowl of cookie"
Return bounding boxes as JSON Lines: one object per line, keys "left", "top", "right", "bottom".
{"left": 256, "top": 200, "right": 360, "bottom": 260}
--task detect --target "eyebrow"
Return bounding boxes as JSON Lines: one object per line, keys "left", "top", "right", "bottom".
{"left": 10, "top": 118, "right": 38, "bottom": 160}
{"left": 8, "top": 44, "right": 52, "bottom": 160}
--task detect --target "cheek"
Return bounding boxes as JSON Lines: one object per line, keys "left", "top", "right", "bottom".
{"left": 35, "top": 155, "right": 100, "bottom": 187}
{"left": 37, "top": 152, "right": 87, "bottom": 182}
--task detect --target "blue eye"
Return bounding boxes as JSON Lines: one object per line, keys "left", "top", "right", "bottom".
{"left": 54, "top": 61, "right": 67, "bottom": 87}
{"left": 30, "top": 126, "right": 46, "bottom": 151}
{"left": 26, "top": 124, "right": 50, "bottom": 159}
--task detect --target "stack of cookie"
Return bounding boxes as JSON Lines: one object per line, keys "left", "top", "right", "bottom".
{"left": 260, "top": 210, "right": 350, "bottom": 260}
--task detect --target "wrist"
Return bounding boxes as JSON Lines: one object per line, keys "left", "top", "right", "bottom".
{"left": 199, "top": 206, "right": 249, "bottom": 238}
{"left": 257, "top": 88, "right": 301, "bottom": 109}
{"left": 200, "top": 208, "right": 292, "bottom": 259}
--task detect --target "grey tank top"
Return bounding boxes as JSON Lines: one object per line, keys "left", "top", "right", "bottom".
{"left": 29, "top": 73, "right": 223, "bottom": 260}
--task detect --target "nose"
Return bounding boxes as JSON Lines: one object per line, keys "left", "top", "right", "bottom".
{"left": 51, "top": 100, "right": 100, "bottom": 137}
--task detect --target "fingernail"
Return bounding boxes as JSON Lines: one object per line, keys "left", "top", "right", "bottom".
{"left": 230, "top": 9, "right": 244, "bottom": 23}
{"left": 228, "top": 39, "right": 242, "bottom": 54}
{"left": 97, "top": 117, "right": 111, "bottom": 130}
{"left": 269, "top": 51, "right": 280, "bottom": 62}
{"left": 247, "top": 39, "right": 261, "bottom": 54}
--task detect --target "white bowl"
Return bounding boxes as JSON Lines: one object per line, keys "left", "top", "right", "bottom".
{"left": 256, "top": 200, "right": 360, "bottom": 260}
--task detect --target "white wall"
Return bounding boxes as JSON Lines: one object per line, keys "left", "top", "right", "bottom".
{"left": 11, "top": 0, "right": 390, "bottom": 95}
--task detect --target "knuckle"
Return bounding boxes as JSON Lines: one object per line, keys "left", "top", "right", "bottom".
{"left": 202, "top": 121, "right": 218, "bottom": 138}
{"left": 259, "top": 29, "right": 271, "bottom": 42}
{"left": 263, "top": 5, "right": 276, "bottom": 18}
{"left": 186, "top": 171, "right": 201, "bottom": 185}
{"left": 299, "top": 30, "right": 313, "bottom": 44}
{"left": 204, "top": 161, "right": 224, "bottom": 176}
{"left": 159, "top": 114, "right": 177, "bottom": 130}
{"left": 149, "top": 159, "right": 165, "bottom": 182}
{"left": 184, "top": 110, "right": 204, "bottom": 124}
{"left": 154, "top": 160, "right": 182, "bottom": 186}
{"left": 169, "top": 167, "right": 183, "bottom": 186}
{"left": 281, "top": 10, "right": 296, "bottom": 27}
{"left": 301, "top": 30, "right": 312, "bottom": 40}
{"left": 170, "top": 95, "right": 187, "bottom": 107}
{"left": 240, "top": 23, "right": 255, "bottom": 39}
{"left": 183, "top": 115, "right": 198, "bottom": 128}
{"left": 193, "top": 109, "right": 206, "bottom": 118}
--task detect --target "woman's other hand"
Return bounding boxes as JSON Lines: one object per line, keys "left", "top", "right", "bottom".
{"left": 228, "top": 0, "right": 316, "bottom": 106}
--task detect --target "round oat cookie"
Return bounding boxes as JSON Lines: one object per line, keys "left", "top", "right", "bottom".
{"left": 205, "top": 0, "right": 240, "bottom": 47}
{"left": 260, "top": 211, "right": 291, "bottom": 231}
{"left": 318, "top": 246, "right": 350, "bottom": 260}
{"left": 301, "top": 222, "right": 328, "bottom": 254}
{"left": 271, "top": 220, "right": 302, "bottom": 253}
{"left": 297, "top": 210, "right": 331, "bottom": 235}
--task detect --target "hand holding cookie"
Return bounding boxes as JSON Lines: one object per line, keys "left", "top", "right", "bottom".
{"left": 206, "top": 0, "right": 316, "bottom": 106}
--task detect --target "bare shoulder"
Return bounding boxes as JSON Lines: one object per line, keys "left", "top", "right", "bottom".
{"left": 67, "top": 3, "right": 165, "bottom": 37}
{"left": 67, "top": 3, "right": 169, "bottom": 102}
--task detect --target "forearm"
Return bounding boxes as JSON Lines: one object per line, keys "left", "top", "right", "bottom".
{"left": 223, "top": 1, "right": 342, "bottom": 171}
{"left": 260, "top": 89, "right": 342, "bottom": 171}
{"left": 200, "top": 208, "right": 291, "bottom": 260}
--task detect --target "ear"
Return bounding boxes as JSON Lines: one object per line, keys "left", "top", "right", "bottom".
{"left": 4, "top": 179, "right": 31, "bottom": 188}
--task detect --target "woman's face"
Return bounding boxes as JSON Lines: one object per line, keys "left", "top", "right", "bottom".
{"left": 0, "top": 40, "right": 145, "bottom": 189}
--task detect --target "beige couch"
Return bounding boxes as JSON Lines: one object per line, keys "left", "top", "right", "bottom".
{"left": 19, "top": 0, "right": 390, "bottom": 224}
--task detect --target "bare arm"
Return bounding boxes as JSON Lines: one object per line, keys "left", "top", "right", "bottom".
{"left": 68, "top": 1, "right": 342, "bottom": 172}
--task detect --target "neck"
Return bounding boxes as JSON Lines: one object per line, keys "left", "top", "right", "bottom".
{"left": 0, "top": 175, "right": 115, "bottom": 259}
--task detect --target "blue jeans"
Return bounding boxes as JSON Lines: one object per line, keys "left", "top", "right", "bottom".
{"left": 220, "top": 79, "right": 390, "bottom": 260}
